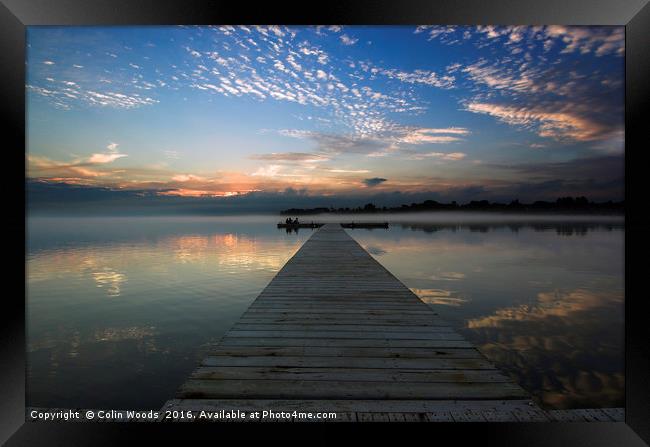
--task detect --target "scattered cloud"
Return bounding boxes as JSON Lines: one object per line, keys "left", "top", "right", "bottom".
{"left": 277, "top": 124, "right": 470, "bottom": 160}
{"left": 466, "top": 102, "right": 619, "bottom": 142}
{"left": 316, "top": 25, "right": 342, "bottom": 35}
{"left": 494, "top": 155, "right": 623, "bottom": 181}
{"left": 414, "top": 26, "right": 458, "bottom": 43}
{"left": 462, "top": 60, "right": 538, "bottom": 94}
{"left": 398, "top": 127, "right": 469, "bottom": 144}
{"left": 27, "top": 84, "right": 158, "bottom": 109}
{"left": 326, "top": 168, "right": 370, "bottom": 174}
{"left": 28, "top": 155, "right": 105, "bottom": 179}
{"left": 340, "top": 34, "right": 358, "bottom": 46}
{"left": 250, "top": 164, "right": 309, "bottom": 178}
{"left": 363, "top": 177, "right": 387, "bottom": 187}
{"left": 88, "top": 153, "right": 127, "bottom": 164}
{"left": 88, "top": 142, "right": 127, "bottom": 164}
{"left": 544, "top": 26, "right": 624, "bottom": 57}
{"left": 164, "top": 150, "right": 180, "bottom": 159}
{"left": 279, "top": 129, "right": 392, "bottom": 155}
{"left": 171, "top": 174, "right": 206, "bottom": 182}
{"left": 409, "top": 151, "right": 467, "bottom": 161}
{"left": 27, "top": 25, "right": 440, "bottom": 138}
{"left": 249, "top": 152, "right": 330, "bottom": 163}
{"left": 26, "top": 26, "right": 624, "bottom": 205}
{"left": 380, "top": 68, "right": 455, "bottom": 89}
{"left": 414, "top": 25, "right": 624, "bottom": 58}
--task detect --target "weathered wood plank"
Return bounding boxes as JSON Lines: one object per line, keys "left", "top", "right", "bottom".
{"left": 400, "top": 413, "right": 428, "bottom": 422}
{"left": 206, "top": 346, "right": 482, "bottom": 358}
{"left": 601, "top": 408, "right": 625, "bottom": 422}
{"left": 547, "top": 409, "right": 586, "bottom": 421}
{"left": 584, "top": 408, "right": 615, "bottom": 421}
{"left": 226, "top": 330, "right": 464, "bottom": 340}
{"left": 481, "top": 408, "right": 520, "bottom": 422}
{"left": 160, "top": 399, "right": 624, "bottom": 423}
{"left": 232, "top": 323, "right": 455, "bottom": 332}
{"left": 219, "top": 337, "right": 475, "bottom": 348}
{"left": 178, "top": 379, "right": 529, "bottom": 400}
{"left": 255, "top": 300, "right": 419, "bottom": 305}
{"left": 511, "top": 406, "right": 550, "bottom": 422}
{"left": 332, "top": 413, "right": 357, "bottom": 422}
{"left": 450, "top": 408, "right": 487, "bottom": 422}
{"left": 247, "top": 305, "right": 430, "bottom": 312}
{"left": 163, "top": 398, "right": 536, "bottom": 413}
{"left": 244, "top": 308, "right": 438, "bottom": 315}
{"left": 424, "top": 411, "right": 455, "bottom": 421}
{"left": 238, "top": 314, "right": 447, "bottom": 323}
{"left": 190, "top": 366, "right": 511, "bottom": 382}
{"left": 201, "top": 355, "right": 495, "bottom": 369}
{"left": 236, "top": 320, "right": 448, "bottom": 327}
{"left": 571, "top": 408, "right": 612, "bottom": 422}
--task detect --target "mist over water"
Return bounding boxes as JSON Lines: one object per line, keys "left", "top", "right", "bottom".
{"left": 27, "top": 213, "right": 624, "bottom": 410}
{"left": 276, "top": 211, "right": 624, "bottom": 224}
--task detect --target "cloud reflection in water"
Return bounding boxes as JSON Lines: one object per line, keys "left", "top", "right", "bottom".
{"left": 350, "top": 220, "right": 624, "bottom": 410}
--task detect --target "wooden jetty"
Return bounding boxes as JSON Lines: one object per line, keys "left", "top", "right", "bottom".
{"left": 163, "top": 224, "right": 622, "bottom": 422}
{"left": 277, "top": 222, "right": 389, "bottom": 229}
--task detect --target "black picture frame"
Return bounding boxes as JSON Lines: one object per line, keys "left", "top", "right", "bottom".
{"left": 2, "top": 0, "right": 648, "bottom": 444}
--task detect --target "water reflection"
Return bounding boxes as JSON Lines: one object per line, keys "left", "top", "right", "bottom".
{"left": 399, "top": 221, "right": 623, "bottom": 235}
{"left": 92, "top": 268, "right": 127, "bottom": 296}
{"left": 351, "top": 219, "right": 624, "bottom": 410}
{"left": 170, "top": 233, "right": 281, "bottom": 269}
{"left": 28, "top": 251, "right": 128, "bottom": 297}
{"left": 365, "top": 245, "right": 387, "bottom": 256}
{"left": 410, "top": 288, "right": 468, "bottom": 306}
{"left": 468, "top": 289, "right": 622, "bottom": 325}
{"left": 27, "top": 216, "right": 623, "bottom": 411}
{"left": 429, "top": 271, "right": 466, "bottom": 281}
{"left": 465, "top": 288, "right": 623, "bottom": 409}
{"left": 27, "top": 217, "right": 310, "bottom": 409}
{"left": 93, "top": 326, "right": 157, "bottom": 343}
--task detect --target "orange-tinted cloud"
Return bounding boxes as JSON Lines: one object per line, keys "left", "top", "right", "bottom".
{"left": 466, "top": 102, "right": 620, "bottom": 142}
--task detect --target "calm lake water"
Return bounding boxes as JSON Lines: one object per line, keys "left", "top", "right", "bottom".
{"left": 26, "top": 214, "right": 624, "bottom": 410}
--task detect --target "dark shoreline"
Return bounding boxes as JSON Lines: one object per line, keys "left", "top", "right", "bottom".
{"left": 280, "top": 208, "right": 625, "bottom": 216}
{"left": 281, "top": 197, "right": 624, "bottom": 216}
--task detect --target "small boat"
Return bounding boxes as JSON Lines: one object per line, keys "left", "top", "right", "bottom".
{"left": 341, "top": 222, "right": 389, "bottom": 229}
{"left": 277, "top": 222, "right": 324, "bottom": 228}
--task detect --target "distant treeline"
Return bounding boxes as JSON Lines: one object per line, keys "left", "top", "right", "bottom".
{"left": 280, "top": 197, "right": 625, "bottom": 215}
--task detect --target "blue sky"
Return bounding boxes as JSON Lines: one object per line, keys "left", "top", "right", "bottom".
{"left": 26, "top": 25, "right": 625, "bottom": 205}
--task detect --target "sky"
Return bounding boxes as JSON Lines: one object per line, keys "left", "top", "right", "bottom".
{"left": 26, "top": 25, "right": 625, "bottom": 211}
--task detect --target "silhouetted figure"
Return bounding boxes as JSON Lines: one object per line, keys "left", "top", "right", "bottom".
{"left": 285, "top": 218, "right": 290, "bottom": 224}
{"left": 294, "top": 217, "right": 299, "bottom": 224}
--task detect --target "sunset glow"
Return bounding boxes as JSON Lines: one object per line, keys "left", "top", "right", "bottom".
{"left": 26, "top": 25, "right": 624, "bottom": 208}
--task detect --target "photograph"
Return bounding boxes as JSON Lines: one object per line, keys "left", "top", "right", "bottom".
{"left": 22, "top": 23, "right": 629, "bottom": 424}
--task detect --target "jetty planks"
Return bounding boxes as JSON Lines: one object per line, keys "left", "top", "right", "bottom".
{"left": 163, "top": 224, "right": 609, "bottom": 422}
